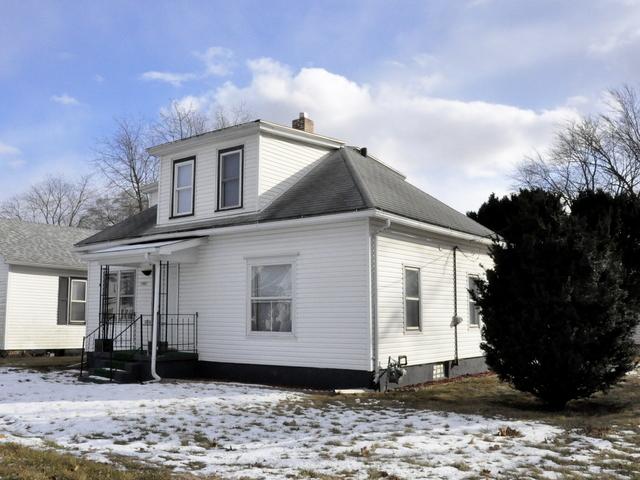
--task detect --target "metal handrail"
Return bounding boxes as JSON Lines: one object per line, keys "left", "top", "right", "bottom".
{"left": 108, "top": 314, "right": 144, "bottom": 382}
{"left": 79, "top": 323, "right": 104, "bottom": 377}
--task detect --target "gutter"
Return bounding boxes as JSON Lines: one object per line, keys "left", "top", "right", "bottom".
{"left": 370, "top": 211, "right": 495, "bottom": 246}
{"left": 6, "top": 260, "right": 88, "bottom": 272}
{"left": 75, "top": 209, "right": 495, "bottom": 254}
{"left": 371, "top": 218, "right": 391, "bottom": 387}
{"left": 74, "top": 210, "right": 377, "bottom": 252}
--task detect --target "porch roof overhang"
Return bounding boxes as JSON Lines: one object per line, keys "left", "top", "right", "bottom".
{"left": 80, "top": 237, "right": 204, "bottom": 265}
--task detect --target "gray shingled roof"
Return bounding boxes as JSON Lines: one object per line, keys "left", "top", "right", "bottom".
{"left": 77, "top": 147, "right": 493, "bottom": 247}
{"left": 0, "top": 219, "right": 96, "bottom": 269}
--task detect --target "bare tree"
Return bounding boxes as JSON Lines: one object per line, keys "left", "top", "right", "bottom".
{"left": 152, "top": 100, "right": 211, "bottom": 143}
{"left": 79, "top": 192, "right": 140, "bottom": 229}
{"left": 514, "top": 85, "right": 640, "bottom": 202}
{"left": 93, "top": 117, "right": 157, "bottom": 213}
{"left": 0, "top": 174, "right": 93, "bottom": 227}
{"left": 212, "top": 101, "right": 252, "bottom": 129}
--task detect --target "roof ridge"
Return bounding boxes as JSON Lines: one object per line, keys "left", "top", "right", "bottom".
{"left": 340, "top": 147, "right": 375, "bottom": 208}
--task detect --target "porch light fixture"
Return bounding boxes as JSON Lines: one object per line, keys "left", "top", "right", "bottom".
{"left": 141, "top": 263, "right": 154, "bottom": 276}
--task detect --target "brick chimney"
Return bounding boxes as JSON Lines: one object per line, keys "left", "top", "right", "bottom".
{"left": 291, "top": 112, "right": 314, "bottom": 133}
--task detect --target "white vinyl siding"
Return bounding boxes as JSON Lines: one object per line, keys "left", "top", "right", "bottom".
{"left": 156, "top": 134, "right": 259, "bottom": 226}
{"left": 0, "top": 256, "right": 8, "bottom": 349}
{"left": 178, "top": 219, "right": 371, "bottom": 370}
{"left": 376, "top": 230, "right": 491, "bottom": 367}
{"left": 3, "top": 265, "right": 87, "bottom": 350}
{"left": 258, "top": 133, "right": 332, "bottom": 209}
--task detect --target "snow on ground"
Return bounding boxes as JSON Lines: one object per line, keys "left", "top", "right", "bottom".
{"left": 0, "top": 368, "right": 628, "bottom": 479}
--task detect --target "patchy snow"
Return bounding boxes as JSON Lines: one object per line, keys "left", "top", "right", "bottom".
{"left": 0, "top": 368, "right": 630, "bottom": 479}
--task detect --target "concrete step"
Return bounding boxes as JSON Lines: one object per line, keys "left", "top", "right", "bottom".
{"left": 78, "top": 374, "right": 112, "bottom": 384}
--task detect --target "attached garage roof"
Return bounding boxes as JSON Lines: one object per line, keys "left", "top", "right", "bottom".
{"left": 77, "top": 147, "right": 493, "bottom": 247}
{"left": 0, "top": 219, "right": 96, "bottom": 269}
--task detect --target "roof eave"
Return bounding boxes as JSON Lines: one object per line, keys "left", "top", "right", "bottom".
{"left": 5, "top": 260, "right": 88, "bottom": 271}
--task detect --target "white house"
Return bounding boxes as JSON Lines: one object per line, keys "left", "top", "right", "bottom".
{"left": 76, "top": 114, "right": 495, "bottom": 388}
{"left": 0, "top": 219, "right": 95, "bottom": 354}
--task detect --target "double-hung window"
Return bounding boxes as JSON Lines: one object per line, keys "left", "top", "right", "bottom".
{"left": 218, "top": 147, "right": 243, "bottom": 210}
{"left": 468, "top": 276, "right": 482, "bottom": 326}
{"left": 404, "top": 267, "right": 421, "bottom": 330}
{"left": 106, "top": 270, "right": 136, "bottom": 320}
{"left": 249, "top": 262, "right": 293, "bottom": 333}
{"left": 69, "top": 279, "right": 87, "bottom": 324}
{"left": 172, "top": 157, "right": 195, "bottom": 216}
{"left": 57, "top": 277, "right": 87, "bottom": 325}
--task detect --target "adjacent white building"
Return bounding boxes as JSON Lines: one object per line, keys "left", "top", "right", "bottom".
{"left": 76, "top": 114, "right": 495, "bottom": 388}
{"left": 0, "top": 220, "right": 95, "bottom": 353}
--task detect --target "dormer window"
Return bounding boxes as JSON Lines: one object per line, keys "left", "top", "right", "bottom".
{"left": 172, "top": 157, "right": 195, "bottom": 217}
{"left": 218, "top": 146, "right": 243, "bottom": 210}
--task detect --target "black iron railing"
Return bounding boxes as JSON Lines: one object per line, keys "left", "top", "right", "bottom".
{"left": 80, "top": 312, "right": 198, "bottom": 378}
{"left": 139, "top": 313, "right": 198, "bottom": 354}
{"left": 79, "top": 323, "right": 102, "bottom": 377}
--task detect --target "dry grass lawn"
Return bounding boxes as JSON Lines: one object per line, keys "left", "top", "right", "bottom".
{"left": 1, "top": 359, "right": 638, "bottom": 479}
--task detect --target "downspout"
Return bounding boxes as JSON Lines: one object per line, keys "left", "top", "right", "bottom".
{"left": 451, "top": 246, "right": 461, "bottom": 367}
{"left": 371, "top": 218, "right": 391, "bottom": 388}
{"left": 148, "top": 261, "right": 162, "bottom": 382}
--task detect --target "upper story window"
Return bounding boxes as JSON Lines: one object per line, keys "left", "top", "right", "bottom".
{"left": 404, "top": 267, "right": 421, "bottom": 330}
{"left": 468, "top": 276, "right": 482, "bottom": 326}
{"left": 172, "top": 157, "right": 195, "bottom": 217}
{"left": 218, "top": 146, "right": 243, "bottom": 210}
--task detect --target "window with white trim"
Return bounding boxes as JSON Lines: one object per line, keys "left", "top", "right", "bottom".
{"left": 404, "top": 267, "right": 421, "bottom": 329}
{"left": 468, "top": 276, "right": 482, "bottom": 326}
{"left": 57, "top": 277, "right": 87, "bottom": 325}
{"left": 249, "top": 262, "right": 293, "bottom": 333}
{"left": 173, "top": 158, "right": 194, "bottom": 216}
{"left": 218, "top": 147, "right": 243, "bottom": 210}
{"left": 106, "top": 270, "right": 136, "bottom": 320}
{"left": 69, "top": 279, "right": 87, "bottom": 324}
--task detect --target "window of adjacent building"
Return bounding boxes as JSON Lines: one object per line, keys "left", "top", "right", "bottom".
{"left": 468, "top": 276, "right": 482, "bottom": 326}
{"left": 106, "top": 270, "right": 136, "bottom": 320}
{"left": 57, "top": 277, "right": 87, "bottom": 325}
{"left": 69, "top": 279, "right": 87, "bottom": 324}
{"left": 404, "top": 267, "right": 421, "bottom": 330}
{"left": 172, "top": 158, "right": 194, "bottom": 216}
{"left": 249, "top": 262, "right": 293, "bottom": 333}
{"left": 218, "top": 147, "right": 243, "bottom": 210}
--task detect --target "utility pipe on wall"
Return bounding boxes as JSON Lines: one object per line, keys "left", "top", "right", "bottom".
{"left": 149, "top": 261, "right": 162, "bottom": 382}
{"left": 451, "top": 246, "right": 461, "bottom": 367}
{"left": 371, "top": 218, "right": 391, "bottom": 387}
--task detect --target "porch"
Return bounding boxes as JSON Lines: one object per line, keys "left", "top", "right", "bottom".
{"left": 80, "top": 313, "right": 198, "bottom": 383}
{"left": 79, "top": 238, "right": 204, "bottom": 383}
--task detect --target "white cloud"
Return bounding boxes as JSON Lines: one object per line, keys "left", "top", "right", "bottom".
{"left": 140, "top": 71, "right": 197, "bottom": 87}
{"left": 141, "top": 46, "right": 233, "bottom": 87}
{"left": 94, "top": 74, "right": 105, "bottom": 83}
{"left": 0, "top": 141, "right": 24, "bottom": 169}
{"left": 0, "top": 141, "right": 20, "bottom": 156}
{"left": 50, "top": 93, "right": 80, "bottom": 106}
{"left": 194, "top": 46, "right": 233, "bottom": 76}
{"left": 182, "top": 58, "right": 577, "bottom": 211}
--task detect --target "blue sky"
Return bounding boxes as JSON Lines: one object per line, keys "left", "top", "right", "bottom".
{"left": 1, "top": 0, "right": 639, "bottom": 212}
